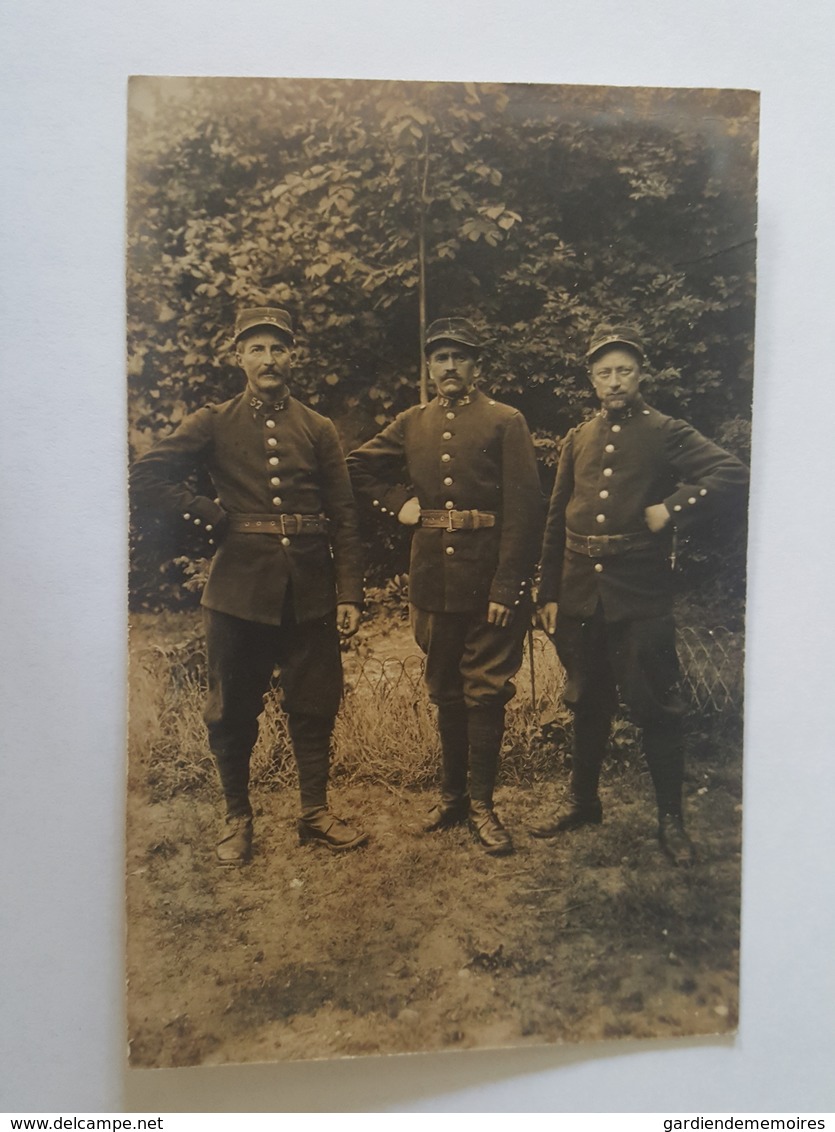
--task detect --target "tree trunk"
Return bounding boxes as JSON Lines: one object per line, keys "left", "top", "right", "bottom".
{"left": 418, "top": 141, "right": 430, "bottom": 405}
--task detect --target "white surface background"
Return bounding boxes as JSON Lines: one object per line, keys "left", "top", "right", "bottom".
{"left": 1, "top": 0, "right": 833, "bottom": 1114}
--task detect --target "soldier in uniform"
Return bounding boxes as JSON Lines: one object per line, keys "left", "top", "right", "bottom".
{"left": 533, "top": 323, "right": 749, "bottom": 864}
{"left": 132, "top": 307, "right": 367, "bottom": 865}
{"left": 347, "top": 318, "right": 543, "bottom": 856}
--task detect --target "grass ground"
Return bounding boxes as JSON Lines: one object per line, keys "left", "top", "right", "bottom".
{"left": 126, "top": 609, "right": 742, "bottom": 1068}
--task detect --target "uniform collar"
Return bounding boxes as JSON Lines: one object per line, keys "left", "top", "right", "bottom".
{"left": 437, "top": 391, "right": 476, "bottom": 408}
{"left": 248, "top": 392, "right": 290, "bottom": 415}
{"left": 599, "top": 395, "right": 647, "bottom": 423}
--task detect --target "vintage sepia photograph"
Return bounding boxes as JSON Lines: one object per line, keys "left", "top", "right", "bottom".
{"left": 126, "top": 77, "right": 757, "bottom": 1069}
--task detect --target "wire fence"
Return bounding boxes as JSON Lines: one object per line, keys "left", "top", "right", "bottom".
{"left": 343, "top": 625, "right": 743, "bottom": 715}
{"left": 677, "top": 624, "right": 744, "bottom": 712}
{"left": 135, "top": 620, "right": 743, "bottom": 799}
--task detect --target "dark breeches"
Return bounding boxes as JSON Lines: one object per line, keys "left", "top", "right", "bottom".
{"left": 553, "top": 603, "right": 686, "bottom": 815}
{"left": 202, "top": 598, "right": 343, "bottom": 815}
{"left": 412, "top": 602, "right": 531, "bottom": 808}
{"left": 411, "top": 601, "right": 531, "bottom": 709}
{"left": 554, "top": 603, "right": 683, "bottom": 726}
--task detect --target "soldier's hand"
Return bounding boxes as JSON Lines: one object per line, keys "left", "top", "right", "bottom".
{"left": 644, "top": 503, "right": 672, "bottom": 532}
{"left": 397, "top": 497, "right": 421, "bottom": 526}
{"left": 336, "top": 603, "right": 362, "bottom": 639}
{"left": 538, "top": 602, "right": 558, "bottom": 635}
{"left": 487, "top": 602, "right": 513, "bottom": 628}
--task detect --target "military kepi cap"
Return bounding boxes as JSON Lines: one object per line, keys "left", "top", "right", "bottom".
{"left": 586, "top": 323, "right": 644, "bottom": 361}
{"left": 424, "top": 317, "right": 483, "bottom": 354}
{"left": 234, "top": 307, "right": 295, "bottom": 345}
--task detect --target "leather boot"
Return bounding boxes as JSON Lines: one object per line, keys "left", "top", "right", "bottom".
{"left": 216, "top": 813, "right": 253, "bottom": 866}
{"left": 468, "top": 800, "right": 513, "bottom": 857}
{"left": 642, "top": 718, "right": 695, "bottom": 865}
{"left": 467, "top": 703, "right": 504, "bottom": 806}
{"left": 288, "top": 712, "right": 332, "bottom": 813}
{"left": 531, "top": 798, "right": 603, "bottom": 838}
{"left": 642, "top": 717, "right": 685, "bottom": 819}
{"left": 211, "top": 746, "right": 253, "bottom": 822}
{"left": 658, "top": 812, "right": 696, "bottom": 867}
{"left": 211, "top": 746, "right": 254, "bottom": 863}
{"left": 289, "top": 712, "right": 368, "bottom": 850}
{"left": 531, "top": 708, "right": 609, "bottom": 837}
{"left": 467, "top": 704, "right": 513, "bottom": 855}
{"left": 298, "top": 807, "right": 368, "bottom": 852}
{"left": 424, "top": 701, "right": 470, "bottom": 831}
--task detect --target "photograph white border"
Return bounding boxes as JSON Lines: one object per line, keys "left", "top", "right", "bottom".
{"left": 1, "top": 0, "right": 834, "bottom": 1113}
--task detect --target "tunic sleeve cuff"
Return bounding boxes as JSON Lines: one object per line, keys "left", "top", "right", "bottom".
{"left": 375, "top": 488, "right": 411, "bottom": 518}
{"left": 181, "top": 497, "right": 227, "bottom": 537}
{"left": 664, "top": 486, "right": 709, "bottom": 525}
{"left": 489, "top": 578, "right": 531, "bottom": 609}
{"left": 336, "top": 588, "right": 365, "bottom": 607}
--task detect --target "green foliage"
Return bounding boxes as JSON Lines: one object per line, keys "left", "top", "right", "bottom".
{"left": 127, "top": 78, "right": 757, "bottom": 606}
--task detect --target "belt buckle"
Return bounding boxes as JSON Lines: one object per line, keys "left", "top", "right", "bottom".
{"left": 588, "top": 534, "right": 603, "bottom": 557}
{"left": 278, "top": 513, "right": 288, "bottom": 537}
{"left": 447, "top": 509, "right": 456, "bottom": 532}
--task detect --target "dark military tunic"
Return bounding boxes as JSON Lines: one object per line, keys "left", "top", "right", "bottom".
{"left": 133, "top": 388, "right": 365, "bottom": 808}
{"left": 348, "top": 388, "right": 543, "bottom": 710}
{"left": 539, "top": 400, "right": 749, "bottom": 622}
{"left": 539, "top": 395, "right": 748, "bottom": 752}
{"left": 347, "top": 389, "right": 543, "bottom": 613}
{"left": 132, "top": 391, "right": 363, "bottom": 625}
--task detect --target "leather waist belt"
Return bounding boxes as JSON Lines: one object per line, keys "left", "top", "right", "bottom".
{"left": 229, "top": 513, "right": 330, "bottom": 535}
{"left": 566, "top": 528, "right": 658, "bottom": 557}
{"left": 420, "top": 509, "right": 497, "bottom": 530}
